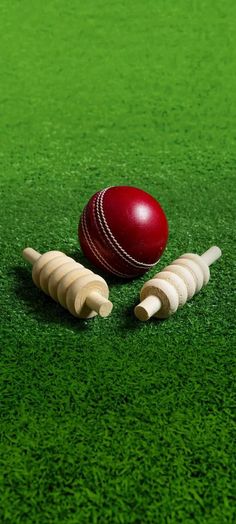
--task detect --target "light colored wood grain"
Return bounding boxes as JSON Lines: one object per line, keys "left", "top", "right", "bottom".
{"left": 201, "top": 246, "right": 222, "bottom": 266}
{"left": 39, "top": 256, "right": 72, "bottom": 295}
{"left": 135, "top": 246, "right": 221, "bottom": 321}
{"left": 32, "top": 251, "right": 64, "bottom": 288}
{"left": 57, "top": 267, "right": 90, "bottom": 308}
{"left": 134, "top": 295, "right": 162, "bottom": 321}
{"left": 66, "top": 273, "right": 109, "bottom": 318}
{"left": 48, "top": 261, "right": 84, "bottom": 301}
{"left": 140, "top": 278, "right": 179, "bottom": 319}
{"left": 165, "top": 264, "right": 196, "bottom": 300}
{"left": 22, "top": 247, "right": 113, "bottom": 319}
{"left": 23, "top": 248, "right": 41, "bottom": 265}
{"left": 86, "top": 291, "right": 113, "bottom": 318}
{"left": 180, "top": 253, "right": 210, "bottom": 285}
{"left": 173, "top": 258, "right": 204, "bottom": 293}
{"left": 156, "top": 270, "right": 188, "bottom": 307}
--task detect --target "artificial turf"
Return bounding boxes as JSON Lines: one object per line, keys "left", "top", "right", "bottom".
{"left": 0, "top": 1, "right": 236, "bottom": 522}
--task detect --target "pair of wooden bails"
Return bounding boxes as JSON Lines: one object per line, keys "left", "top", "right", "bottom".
{"left": 23, "top": 246, "right": 221, "bottom": 320}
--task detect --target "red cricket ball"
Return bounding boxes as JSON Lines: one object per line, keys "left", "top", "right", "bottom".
{"left": 78, "top": 186, "right": 168, "bottom": 278}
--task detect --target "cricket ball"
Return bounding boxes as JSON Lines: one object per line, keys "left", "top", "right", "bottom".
{"left": 78, "top": 186, "right": 168, "bottom": 278}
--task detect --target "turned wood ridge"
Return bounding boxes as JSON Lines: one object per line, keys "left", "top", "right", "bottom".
{"left": 134, "top": 246, "right": 222, "bottom": 321}
{"left": 23, "top": 248, "right": 113, "bottom": 319}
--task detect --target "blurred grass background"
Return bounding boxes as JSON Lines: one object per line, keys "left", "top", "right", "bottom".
{"left": 0, "top": 1, "right": 235, "bottom": 522}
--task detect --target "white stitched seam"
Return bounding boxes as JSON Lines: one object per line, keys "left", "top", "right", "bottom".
{"left": 81, "top": 206, "right": 132, "bottom": 278}
{"left": 96, "top": 188, "right": 156, "bottom": 270}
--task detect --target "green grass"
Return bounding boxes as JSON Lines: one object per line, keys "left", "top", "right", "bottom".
{"left": 0, "top": 1, "right": 236, "bottom": 522}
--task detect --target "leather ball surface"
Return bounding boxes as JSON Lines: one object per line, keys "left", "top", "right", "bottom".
{"left": 78, "top": 186, "right": 168, "bottom": 278}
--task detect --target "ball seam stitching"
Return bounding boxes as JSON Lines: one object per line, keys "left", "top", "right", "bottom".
{"left": 97, "top": 188, "right": 157, "bottom": 270}
{"left": 81, "top": 205, "right": 132, "bottom": 278}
